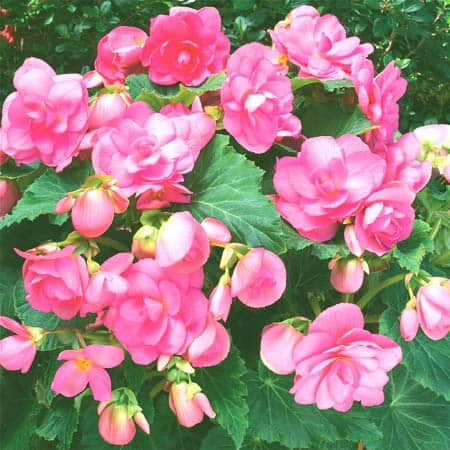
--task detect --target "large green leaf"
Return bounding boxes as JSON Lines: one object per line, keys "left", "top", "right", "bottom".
{"left": 0, "top": 264, "right": 20, "bottom": 318}
{"left": 365, "top": 366, "right": 450, "bottom": 450}
{"left": 246, "top": 364, "right": 380, "bottom": 449}
{"left": 196, "top": 347, "right": 249, "bottom": 449}
{"left": 184, "top": 135, "right": 286, "bottom": 253}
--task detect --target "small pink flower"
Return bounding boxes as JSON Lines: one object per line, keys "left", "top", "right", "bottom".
{"left": 51, "top": 344, "right": 124, "bottom": 401}
{"left": 260, "top": 322, "right": 303, "bottom": 375}
{"left": 329, "top": 258, "right": 367, "bottom": 294}
{"left": 141, "top": 7, "right": 230, "bottom": 86}
{"left": 88, "top": 90, "right": 131, "bottom": 130}
{"left": 0, "top": 316, "right": 40, "bottom": 373}
{"left": 400, "top": 307, "right": 419, "bottom": 342}
{"left": 221, "top": 42, "right": 301, "bottom": 153}
{"left": 231, "top": 248, "right": 286, "bottom": 308}
{"left": 169, "top": 382, "right": 215, "bottom": 428}
{"left": 1, "top": 58, "right": 89, "bottom": 171}
{"left": 0, "top": 179, "right": 20, "bottom": 218}
{"left": 16, "top": 245, "right": 89, "bottom": 320}
{"left": 416, "top": 279, "right": 450, "bottom": 340}
{"left": 156, "top": 212, "right": 210, "bottom": 274}
{"left": 201, "top": 218, "right": 231, "bottom": 245}
{"left": 95, "top": 26, "right": 147, "bottom": 85}
{"left": 209, "top": 281, "right": 233, "bottom": 322}
{"left": 413, "top": 124, "right": 450, "bottom": 149}
{"left": 291, "top": 303, "right": 402, "bottom": 411}
{"left": 270, "top": 6, "right": 373, "bottom": 80}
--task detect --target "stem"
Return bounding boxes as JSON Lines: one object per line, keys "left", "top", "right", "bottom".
{"left": 308, "top": 297, "right": 322, "bottom": 317}
{"left": 430, "top": 218, "right": 442, "bottom": 241}
{"left": 431, "top": 249, "right": 450, "bottom": 267}
{"left": 75, "top": 330, "right": 87, "bottom": 347}
{"left": 357, "top": 441, "right": 364, "bottom": 450}
{"left": 342, "top": 293, "right": 353, "bottom": 303}
{"left": 97, "top": 237, "right": 129, "bottom": 252}
{"left": 357, "top": 274, "right": 405, "bottom": 309}
{"left": 149, "top": 380, "right": 166, "bottom": 399}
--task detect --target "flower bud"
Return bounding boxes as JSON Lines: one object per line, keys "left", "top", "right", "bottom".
{"left": 260, "top": 322, "right": 303, "bottom": 375}
{"left": 201, "top": 218, "right": 232, "bottom": 245}
{"left": 0, "top": 180, "right": 20, "bottom": 218}
{"left": 54, "top": 195, "right": 75, "bottom": 214}
{"left": 209, "top": 276, "right": 232, "bottom": 322}
{"left": 400, "top": 307, "right": 419, "bottom": 342}
{"left": 72, "top": 189, "right": 115, "bottom": 238}
{"left": 329, "top": 258, "right": 366, "bottom": 294}
{"left": 98, "top": 403, "right": 136, "bottom": 446}
{"left": 132, "top": 225, "right": 158, "bottom": 259}
{"left": 133, "top": 411, "right": 150, "bottom": 435}
{"left": 88, "top": 91, "right": 130, "bottom": 130}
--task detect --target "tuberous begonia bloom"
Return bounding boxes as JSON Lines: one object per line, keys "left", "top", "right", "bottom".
{"left": 156, "top": 211, "right": 210, "bottom": 274}
{"left": 273, "top": 135, "right": 386, "bottom": 242}
{"left": 0, "top": 179, "right": 20, "bottom": 218}
{"left": 290, "top": 303, "right": 402, "bottom": 412}
{"left": 352, "top": 57, "right": 407, "bottom": 144}
{"left": 51, "top": 344, "right": 124, "bottom": 401}
{"left": 169, "top": 382, "right": 216, "bottom": 428}
{"left": 106, "top": 258, "right": 209, "bottom": 365}
{"left": 1, "top": 58, "right": 89, "bottom": 171}
{"left": 141, "top": 7, "right": 230, "bottom": 86}
{"left": 260, "top": 322, "right": 303, "bottom": 375}
{"left": 95, "top": 26, "right": 148, "bottom": 85}
{"left": 221, "top": 42, "right": 301, "bottom": 153}
{"left": 270, "top": 6, "right": 373, "bottom": 81}
{"left": 231, "top": 247, "right": 286, "bottom": 308}
{"left": 0, "top": 316, "right": 40, "bottom": 373}
{"left": 346, "top": 182, "right": 415, "bottom": 257}
{"left": 416, "top": 278, "right": 450, "bottom": 340}
{"left": 15, "top": 245, "right": 89, "bottom": 320}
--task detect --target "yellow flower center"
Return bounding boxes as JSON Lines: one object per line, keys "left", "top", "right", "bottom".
{"left": 75, "top": 357, "right": 92, "bottom": 372}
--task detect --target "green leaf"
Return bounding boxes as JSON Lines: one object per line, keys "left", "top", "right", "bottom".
{"left": 300, "top": 102, "right": 373, "bottom": 138}
{"left": 291, "top": 78, "right": 353, "bottom": 92}
{"left": 311, "top": 240, "right": 350, "bottom": 260}
{"left": 0, "top": 264, "right": 20, "bottom": 318}
{"left": 196, "top": 347, "right": 249, "bottom": 449}
{"left": 291, "top": 77, "right": 320, "bottom": 90}
{"left": 379, "top": 283, "right": 450, "bottom": 401}
{"left": 127, "top": 72, "right": 225, "bottom": 111}
{"left": 123, "top": 356, "right": 148, "bottom": 393}
{"left": 0, "top": 163, "right": 92, "bottom": 230}
{"left": 392, "top": 219, "right": 434, "bottom": 273}
{"left": 247, "top": 364, "right": 380, "bottom": 449}
{"left": 280, "top": 222, "right": 313, "bottom": 251}
{"left": 0, "top": 160, "right": 40, "bottom": 179}
{"left": 184, "top": 135, "right": 286, "bottom": 253}
{"left": 34, "top": 358, "right": 59, "bottom": 407}
{"left": 365, "top": 366, "right": 450, "bottom": 450}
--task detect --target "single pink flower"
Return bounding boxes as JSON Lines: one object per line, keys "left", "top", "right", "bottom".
{"left": 400, "top": 307, "right": 419, "bottom": 342}
{"left": 95, "top": 26, "right": 147, "bottom": 85}
{"left": 88, "top": 90, "right": 131, "bottom": 130}
{"left": 51, "top": 344, "right": 124, "bottom": 401}
{"left": 15, "top": 245, "right": 89, "bottom": 320}
{"left": 82, "top": 70, "right": 104, "bottom": 88}
{"left": 413, "top": 124, "right": 450, "bottom": 149}
{"left": 231, "top": 248, "right": 286, "bottom": 308}
{"left": 0, "top": 316, "right": 40, "bottom": 373}
{"left": 201, "top": 218, "right": 231, "bottom": 245}
{"left": 156, "top": 212, "right": 210, "bottom": 274}
{"left": 260, "top": 322, "right": 303, "bottom": 375}
{"left": 141, "top": 7, "right": 229, "bottom": 86}
{"left": 221, "top": 42, "right": 301, "bottom": 153}
{"left": 416, "top": 279, "right": 450, "bottom": 340}
{"left": 270, "top": 6, "right": 373, "bottom": 80}
{"left": 169, "top": 382, "right": 215, "bottom": 428}
{"left": 1, "top": 58, "right": 89, "bottom": 171}
{"left": 348, "top": 182, "right": 415, "bottom": 256}
{"left": 209, "top": 281, "right": 233, "bottom": 322}
{"left": 0, "top": 179, "right": 20, "bottom": 218}
{"left": 291, "top": 303, "right": 402, "bottom": 412}
{"left": 329, "top": 258, "right": 367, "bottom": 294}
{"left": 136, "top": 183, "right": 192, "bottom": 210}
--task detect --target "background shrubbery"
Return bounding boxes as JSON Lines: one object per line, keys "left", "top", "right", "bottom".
{"left": 0, "top": 0, "right": 449, "bottom": 130}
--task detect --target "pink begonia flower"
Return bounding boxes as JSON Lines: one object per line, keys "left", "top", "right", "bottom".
{"left": 201, "top": 218, "right": 232, "bottom": 245}
{"left": 98, "top": 402, "right": 150, "bottom": 446}
{"left": 51, "top": 344, "right": 124, "bottom": 401}
{"left": 231, "top": 248, "right": 286, "bottom": 308}
{"left": 88, "top": 90, "right": 131, "bottom": 130}
{"left": 416, "top": 278, "right": 450, "bottom": 340}
{"left": 92, "top": 102, "right": 200, "bottom": 197}
{"left": 169, "top": 382, "right": 215, "bottom": 428}
{"left": 0, "top": 316, "right": 40, "bottom": 373}
{"left": 270, "top": 6, "right": 373, "bottom": 80}
{"left": 209, "top": 281, "right": 233, "bottom": 322}
{"left": 273, "top": 135, "right": 386, "bottom": 242}
{"left": 136, "top": 183, "right": 192, "bottom": 210}
{"left": 83, "top": 253, "right": 133, "bottom": 315}
{"left": 82, "top": 70, "right": 104, "bottom": 89}
{"left": 156, "top": 212, "right": 210, "bottom": 274}
{"left": 352, "top": 57, "right": 407, "bottom": 144}
{"left": 1, "top": 58, "right": 89, "bottom": 171}
{"left": 95, "top": 26, "right": 147, "bottom": 85}
{"left": 329, "top": 258, "right": 368, "bottom": 294}
{"left": 260, "top": 322, "right": 303, "bottom": 375}
{"left": 0, "top": 179, "right": 20, "bottom": 218}
{"left": 400, "top": 307, "right": 419, "bottom": 342}
{"left": 185, "top": 315, "right": 230, "bottom": 367}
{"left": 141, "top": 7, "right": 230, "bottom": 86}
{"left": 347, "top": 182, "right": 415, "bottom": 256}
{"left": 375, "top": 132, "right": 431, "bottom": 193}
{"left": 290, "top": 303, "right": 402, "bottom": 412}
{"left": 105, "top": 258, "right": 208, "bottom": 365}
{"left": 221, "top": 42, "right": 301, "bottom": 154}
{"left": 15, "top": 245, "right": 89, "bottom": 320}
